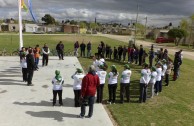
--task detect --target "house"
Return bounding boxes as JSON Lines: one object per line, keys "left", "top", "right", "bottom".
{"left": 1, "top": 23, "right": 9, "bottom": 31}
{"left": 62, "top": 24, "right": 79, "bottom": 33}
{"left": 8, "top": 24, "right": 19, "bottom": 32}
{"left": 25, "top": 24, "right": 39, "bottom": 32}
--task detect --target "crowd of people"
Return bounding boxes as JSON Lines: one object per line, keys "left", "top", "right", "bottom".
{"left": 19, "top": 43, "right": 50, "bottom": 85}
{"left": 18, "top": 40, "right": 183, "bottom": 118}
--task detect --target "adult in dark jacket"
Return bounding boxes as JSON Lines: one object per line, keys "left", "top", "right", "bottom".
{"left": 26, "top": 49, "right": 35, "bottom": 85}
{"left": 78, "top": 65, "right": 100, "bottom": 118}
{"left": 80, "top": 41, "right": 86, "bottom": 57}
{"left": 87, "top": 41, "right": 92, "bottom": 57}
{"left": 56, "top": 41, "right": 64, "bottom": 60}
{"left": 138, "top": 45, "right": 144, "bottom": 66}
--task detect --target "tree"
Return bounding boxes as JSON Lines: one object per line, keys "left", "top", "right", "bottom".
{"left": 41, "top": 14, "right": 56, "bottom": 25}
{"left": 179, "top": 19, "right": 189, "bottom": 45}
{"left": 79, "top": 21, "right": 87, "bottom": 28}
{"left": 168, "top": 28, "right": 187, "bottom": 46}
{"left": 135, "top": 23, "right": 145, "bottom": 36}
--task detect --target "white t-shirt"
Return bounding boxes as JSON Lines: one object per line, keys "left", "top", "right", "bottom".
{"left": 72, "top": 73, "right": 85, "bottom": 90}
{"left": 93, "top": 60, "right": 99, "bottom": 71}
{"left": 121, "top": 70, "right": 132, "bottom": 83}
{"left": 149, "top": 71, "right": 157, "bottom": 84}
{"left": 156, "top": 67, "right": 162, "bottom": 81}
{"left": 140, "top": 69, "right": 151, "bottom": 84}
{"left": 97, "top": 70, "right": 107, "bottom": 84}
{"left": 21, "top": 58, "right": 27, "bottom": 68}
{"left": 52, "top": 77, "right": 64, "bottom": 90}
{"left": 162, "top": 64, "right": 167, "bottom": 76}
{"left": 108, "top": 72, "right": 119, "bottom": 84}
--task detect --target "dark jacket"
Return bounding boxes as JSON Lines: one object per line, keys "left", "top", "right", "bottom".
{"left": 26, "top": 53, "right": 35, "bottom": 70}
{"left": 80, "top": 43, "right": 86, "bottom": 50}
{"left": 87, "top": 43, "right": 91, "bottom": 50}
{"left": 56, "top": 43, "right": 64, "bottom": 51}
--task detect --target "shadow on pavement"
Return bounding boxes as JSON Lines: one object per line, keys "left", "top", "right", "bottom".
{"left": 13, "top": 98, "right": 74, "bottom": 107}
{"left": 26, "top": 111, "right": 77, "bottom": 121}
{"left": 0, "top": 81, "right": 26, "bottom": 86}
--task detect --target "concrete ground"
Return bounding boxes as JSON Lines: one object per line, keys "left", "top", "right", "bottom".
{"left": 0, "top": 56, "right": 113, "bottom": 126}
{"left": 97, "top": 34, "right": 194, "bottom": 60}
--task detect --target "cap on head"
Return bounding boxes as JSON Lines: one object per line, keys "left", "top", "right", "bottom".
{"left": 76, "top": 68, "right": 83, "bottom": 73}
{"left": 55, "top": 70, "right": 60, "bottom": 75}
{"left": 124, "top": 64, "right": 130, "bottom": 69}
{"left": 162, "top": 59, "right": 167, "bottom": 63}
{"left": 111, "top": 65, "right": 116, "bottom": 70}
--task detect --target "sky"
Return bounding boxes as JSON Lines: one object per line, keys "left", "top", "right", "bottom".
{"left": 0, "top": 0, "right": 194, "bottom": 27}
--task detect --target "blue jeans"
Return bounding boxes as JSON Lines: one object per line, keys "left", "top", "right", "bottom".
{"left": 80, "top": 96, "right": 95, "bottom": 117}
{"left": 35, "top": 58, "right": 39, "bottom": 66}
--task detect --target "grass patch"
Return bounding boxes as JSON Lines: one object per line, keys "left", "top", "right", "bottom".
{"left": 1, "top": 34, "right": 194, "bottom": 125}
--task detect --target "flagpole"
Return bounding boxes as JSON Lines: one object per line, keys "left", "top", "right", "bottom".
{"left": 18, "top": 0, "right": 23, "bottom": 49}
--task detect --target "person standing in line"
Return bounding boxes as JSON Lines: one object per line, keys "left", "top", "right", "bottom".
{"left": 97, "top": 44, "right": 102, "bottom": 58}
{"left": 113, "top": 47, "right": 118, "bottom": 60}
{"left": 118, "top": 45, "right": 123, "bottom": 61}
{"left": 71, "top": 68, "right": 85, "bottom": 107}
{"left": 96, "top": 65, "right": 107, "bottom": 103}
{"left": 160, "top": 59, "right": 167, "bottom": 92}
{"left": 20, "top": 53, "right": 27, "bottom": 82}
{"left": 120, "top": 64, "right": 132, "bottom": 104}
{"left": 56, "top": 41, "right": 64, "bottom": 60}
{"left": 133, "top": 47, "right": 139, "bottom": 64}
{"left": 127, "top": 46, "right": 131, "bottom": 63}
{"left": 108, "top": 65, "right": 119, "bottom": 104}
{"left": 52, "top": 70, "right": 64, "bottom": 106}
{"left": 155, "top": 62, "right": 162, "bottom": 95}
{"left": 142, "top": 50, "right": 148, "bottom": 65}
{"left": 34, "top": 45, "right": 40, "bottom": 69}
{"left": 149, "top": 48, "right": 155, "bottom": 67}
{"left": 105, "top": 44, "right": 110, "bottom": 59}
{"left": 26, "top": 49, "right": 35, "bottom": 86}
{"left": 109, "top": 46, "right": 113, "bottom": 60}
{"left": 74, "top": 41, "right": 79, "bottom": 57}
{"left": 138, "top": 45, "right": 144, "bottom": 66}
{"left": 19, "top": 47, "right": 26, "bottom": 61}
{"left": 78, "top": 65, "right": 100, "bottom": 118}
{"left": 80, "top": 40, "right": 86, "bottom": 57}
{"left": 87, "top": 41, "right": 92, "bottom": 58}
{"left": 165, "top": 61, "right": 173, "bottom": 86}
{"left": 42, "top": 43, "right": 50, "bottom": 66}
{"left": 122, "top": 45, "right": 127, "bottom": 62}
{"left": 149, "top": 66, "right": 157, "bottom": 98}
{"left": 139, "top": 63, "right": 151, "bottom": 103}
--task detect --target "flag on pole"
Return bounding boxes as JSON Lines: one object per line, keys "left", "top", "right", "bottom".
{"left": 21, "top": 0, "right": 28, "bottom": 11}
{"left": 28, "top": 0, "right": 38, "bottom": 23}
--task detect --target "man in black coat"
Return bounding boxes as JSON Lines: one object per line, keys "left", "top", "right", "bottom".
{"left": 26, "top": 49, "right": 35, "bottom": 86}
{"left": 56, "top": 41, "right": 64, "bottom": 60}
{"left": 80, "top": 41, "right": 86, "bottom": 57}
{"left": 138, "top": 45, "right": 144, "bottom": 66}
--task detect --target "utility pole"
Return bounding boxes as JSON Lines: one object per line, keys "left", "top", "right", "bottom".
{"left": 144, "top": 16, "right": 147, "bottom": 39}
{"left": 134, "top": 1, "right": 139, "bottom": 45}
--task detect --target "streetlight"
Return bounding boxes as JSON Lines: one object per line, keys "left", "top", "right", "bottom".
{"left": 134, "top": 0, "right": 139, "bottom": 45}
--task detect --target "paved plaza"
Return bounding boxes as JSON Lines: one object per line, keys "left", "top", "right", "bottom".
{"left": 0, "top": 56, "right": 113, "bottom": 126}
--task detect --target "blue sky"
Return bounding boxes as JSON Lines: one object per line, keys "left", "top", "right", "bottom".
{"left": 0, "top": 0, "right": 194, "bottom": 26}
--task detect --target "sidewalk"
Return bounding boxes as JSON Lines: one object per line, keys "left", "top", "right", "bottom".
{"left": 0, "top": 57, "right": 113, "bottom": 126}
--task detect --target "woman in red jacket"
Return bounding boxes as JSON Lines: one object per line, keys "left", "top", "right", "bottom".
{"left": 78, "top": 65, "right": 100, "bottom": 118}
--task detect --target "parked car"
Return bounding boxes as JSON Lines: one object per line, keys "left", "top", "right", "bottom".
{"left": 156, "top": 37, "right": 175, "bottom": 43}
{"left": 33, "top": 31, "right": 45, "bottom": 34}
